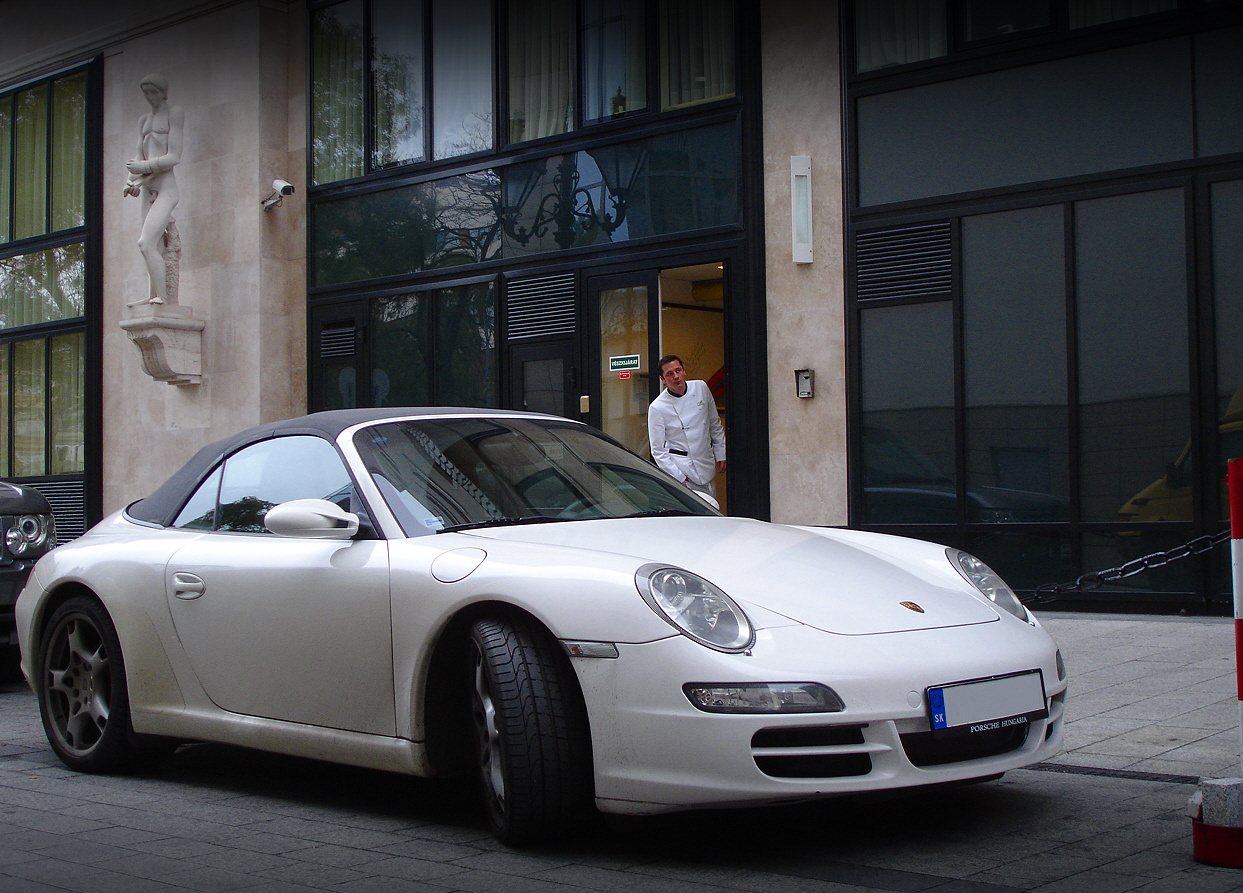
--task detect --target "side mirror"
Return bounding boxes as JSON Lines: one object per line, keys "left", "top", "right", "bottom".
{"left": 692, "top": 490, "right": 720, "bottom": 510}
{"left": 265, "top": 498, "right": 360, "bottom": 540}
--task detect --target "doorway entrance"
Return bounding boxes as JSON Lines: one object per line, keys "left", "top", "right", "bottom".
{"left": 588, "top": 261, "right": 728, "bottom": 508}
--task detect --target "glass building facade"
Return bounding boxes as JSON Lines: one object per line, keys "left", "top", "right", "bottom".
{"left": 846, "top": 0, "right": 1243, "bottom": 610}
{"left": 307, "top": 0, "right": 770, "bottom": 518}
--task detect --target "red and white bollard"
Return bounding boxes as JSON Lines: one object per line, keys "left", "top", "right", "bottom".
{"left": 1189, "top": 457, "right": 1243, "bottom": 867}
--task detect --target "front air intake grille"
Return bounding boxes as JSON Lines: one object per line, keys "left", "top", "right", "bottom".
{"left": 751, "top": 725, "right": 872, "bottom": 778}
{"left": 900, "top": 724, "right": 1029, "bottom": 767}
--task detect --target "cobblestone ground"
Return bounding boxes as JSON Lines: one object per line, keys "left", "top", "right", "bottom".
{"left": 2, "top": 612, "right": 1242, "bottom": 893}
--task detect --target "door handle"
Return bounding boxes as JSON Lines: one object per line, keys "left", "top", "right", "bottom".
{"left": 172, "top": 572, "right": 205, "bottom": 600}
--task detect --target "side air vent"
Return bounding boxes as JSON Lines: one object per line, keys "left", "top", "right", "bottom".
{"left": 320, "top": 324, "right": 357, "bottom": 359}
{"left": 30, "top": 478, "right": 87, "bottom": 543}
{"left": 506, "top": 274, "right": 576, "bottom": 341}
{"left": 856, "top": 221, "right": 952, "bottom": 301}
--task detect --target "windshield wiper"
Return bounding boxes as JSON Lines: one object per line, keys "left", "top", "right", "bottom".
{"left": 619, "top": 509, "right": 699, "bottom": 519}
{"left": 439, "top": 516, "right": 565, "bottom": 533}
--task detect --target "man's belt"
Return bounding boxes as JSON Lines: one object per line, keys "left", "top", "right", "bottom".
{"left": 669, "top": 448, "right": 688, "bottom": 456}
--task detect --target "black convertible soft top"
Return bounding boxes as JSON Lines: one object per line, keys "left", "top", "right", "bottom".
{"left": 125, "top": 407, "right": 537, "bottom": 528}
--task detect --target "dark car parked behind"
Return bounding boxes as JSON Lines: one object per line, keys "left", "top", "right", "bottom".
{"left": 0, "top": 482, "right": 57, "bottom": 681}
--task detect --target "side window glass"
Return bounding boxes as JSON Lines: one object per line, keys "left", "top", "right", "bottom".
{"left": 175, "top": 437, "right": 354, "bottom": 533}
{"left": 216, "top": 437, "right": 353, "bottom": 533}
{"left": 173, "top": 466, "right": 222, "bottom": 529}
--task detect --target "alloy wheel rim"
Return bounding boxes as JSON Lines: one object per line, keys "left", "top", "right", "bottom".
{"left": 471, "top": 647, "right": 506, "bottom": 811}
{"left": 45, "top": 615, "right": 110, "bottom": 754}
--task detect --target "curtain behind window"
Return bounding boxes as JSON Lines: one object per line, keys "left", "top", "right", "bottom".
{"left": 49, "top": 331, "right": 84, "bottom": 474}
{"left": 312, "top": 1, "right": 366, "bottom": 184}
{"left": 855, "top": 0, "right": 947, "bottom": 73}
{"left": 0, "top": 101, "right": 9, "bottom": 242}
{"left": 583, "top": 0, "right": 647, "bottom": 122}
{"left": 50, "top": 73, "right": 85, "bottom": 232}
{"left": 14, "top": 86, "right": 48, "bottom": 240}
{"left": 509, "top": 0, "right": 574, "bottom": 143}
{"left": 660, "top": 0, "right": 735, "bottom": 110}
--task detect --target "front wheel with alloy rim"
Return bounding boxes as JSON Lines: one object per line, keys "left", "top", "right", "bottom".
{"left": 37, "top": 595, "right": 146, "bottom": 772}
{"left": 468, "top": 615, "right": 593, "bottom": 846}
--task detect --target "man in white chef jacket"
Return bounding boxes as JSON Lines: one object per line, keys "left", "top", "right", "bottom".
{"left": 647, "top": 355, "right": 726, "bottom": 498}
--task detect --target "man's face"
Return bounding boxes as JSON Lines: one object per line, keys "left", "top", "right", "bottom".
{"left": 659, "top": 360, "right": 687, "bottom": 395}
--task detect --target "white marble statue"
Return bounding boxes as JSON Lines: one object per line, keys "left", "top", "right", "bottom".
{"left": 124, "top": 73, "right": 184, "bottom": 308}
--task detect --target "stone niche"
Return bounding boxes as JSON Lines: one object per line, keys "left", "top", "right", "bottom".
{"left": 119, "top": 305, "right": 205, "bottom": 386}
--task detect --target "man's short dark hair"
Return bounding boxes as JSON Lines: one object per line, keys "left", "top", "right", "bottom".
{"left": 657, "top": 355, "right": 683, "bottom": 376}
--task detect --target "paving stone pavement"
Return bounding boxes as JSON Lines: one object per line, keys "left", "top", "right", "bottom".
{"left": 2, "top": 611, "right": 1242, "bottom": 893}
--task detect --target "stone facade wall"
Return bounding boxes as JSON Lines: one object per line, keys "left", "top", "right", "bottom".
{"left": 760, "top": 1, "right": 848, "bottom": 526}
{"left": 1, "top": 0, "right": 307, "bottom": 512}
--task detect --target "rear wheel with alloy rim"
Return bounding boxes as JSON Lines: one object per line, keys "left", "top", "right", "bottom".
{"left": 468, "top": 615, "right": 593, "bottom": 845}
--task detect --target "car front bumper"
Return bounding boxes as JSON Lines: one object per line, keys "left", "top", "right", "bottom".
{"left": 0, "top": 560, "right": 37, "bottom": 650}
{"left": 571, "top": 620, "right": 1066, "bottom": 815}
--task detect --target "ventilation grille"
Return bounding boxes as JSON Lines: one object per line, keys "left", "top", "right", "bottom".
{"left": 506, "top": 274, "right": 576, "bottom": 341}
{"left": 320, "top": 324, "right": 357, "bottom": 359}
{"left": 856, "top": 221, "right": 953, "bottom": 301}
{"left": 30, "top": 478, "right": 87, "bottom": 543}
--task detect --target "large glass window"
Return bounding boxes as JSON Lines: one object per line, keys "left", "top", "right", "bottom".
{"left": 856, "top": 38, "right": 1193, "bottom": 206}
{"left": 433, "top": 0, "right": 495, "bottom": 159}
{"left": 313, "top": 121, "right": 739, "bottom": 285}
{"left": 0, "top": 333, "right": 85, "bottom": 479}
{"left": 659, "top": 0, "right": 734, "bottom": 110}
{"left": 509, "top": 0, "right": 575, "bottom": 143}
{"left": 962, "top": 206, "right": 1069, "bottom": 521}
{"left": 854, "top": 0, "right": 947, "bottom": 73}
{"left": 1069, "top": 0, "right": 1177, "bottom": 29}
{"left": 373, "top": 0, "right": 426, "bottom": 168}
{"left": 582, "top": 0, "right": 647, "bottom": 122}
{"left": 2, "top": 72, "right": 84, "bottom": 244}
{"left": 371, "top": 281, "right": 497, "bottom": 408}
{"left": 0, "top": 243, "right": 86, "bottom": 327}
{"left": 311, "top": 0, "right": 365, "bottom": 183}
{"left": 1075, "top": 189, "right": 1188, "bottom": 524}
{"left": 859, "top": 302, "right": 955, "bottom": 524}
{"left": 1212, "top": 179, "right": 1243, "bottom": 520}
{"left": 0, "top": 67, "right": 90, "bottom": 507}
{"left": 962, "top": 0, "right": 1049, "bottom": 42}
{"left": 311, "top": 0, "right": 496, "bottom": 184}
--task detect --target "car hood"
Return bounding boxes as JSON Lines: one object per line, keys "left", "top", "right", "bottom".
{"left": 458, "top": 516, "right": 1000, "bottom": 635}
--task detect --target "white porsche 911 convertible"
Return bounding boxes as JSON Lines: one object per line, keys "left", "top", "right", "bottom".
{"left": 16, "top": 408, "right": 1066, "bottom": 844}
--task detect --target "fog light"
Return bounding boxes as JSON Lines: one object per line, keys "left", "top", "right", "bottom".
{"left": 683, "top": 682, "right": 845, "bottom": 714}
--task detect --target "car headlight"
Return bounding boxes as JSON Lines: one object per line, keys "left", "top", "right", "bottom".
{"left": 683, "top": 682, "right": 844, "bottom": 714}
{"left": 635, "top": 564, "right": 754, "bottom": 652}
{"left": 948, "top": 549, "right": 1028, "bottom": 621}
{"left": 5, "top": 513, "right": 55, "bottom": 558}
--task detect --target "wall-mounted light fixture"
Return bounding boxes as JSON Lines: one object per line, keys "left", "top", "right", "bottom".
{"left": 796, "top": 368, "right": 814, "bottom": 398}
{"left": 262, "top": 178, "right": 296, "bottom": 211}
{"left": 791, "top": 156, "right": 812, "bottom": 264}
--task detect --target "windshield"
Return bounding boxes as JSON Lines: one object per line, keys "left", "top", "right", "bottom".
{"left": 353, "top": 416, "right": 718, "bottom": 534}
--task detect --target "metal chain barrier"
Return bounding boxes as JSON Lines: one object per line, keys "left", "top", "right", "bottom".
{"left": 1025, "top": 529, "right": 1231, "bottom": 605}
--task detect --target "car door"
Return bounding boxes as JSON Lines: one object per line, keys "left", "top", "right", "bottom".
{"left": 164, "top": 435, "right": 396, "bottom": 736}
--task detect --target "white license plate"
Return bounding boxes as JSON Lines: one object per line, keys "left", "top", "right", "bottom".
{"left": 927, "top": 670, "right": 1047, "bottom": 734}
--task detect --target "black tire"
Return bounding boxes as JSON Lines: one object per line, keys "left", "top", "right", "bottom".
{"left": 37, "top": 595, "right": 145, "bottom": 773}
{"left": 468, "top": 615, "right": 593, "bottom": 846}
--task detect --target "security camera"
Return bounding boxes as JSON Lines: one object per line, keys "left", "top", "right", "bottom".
{"left": 262, "top": 179, "right": 297, "bottom": 211}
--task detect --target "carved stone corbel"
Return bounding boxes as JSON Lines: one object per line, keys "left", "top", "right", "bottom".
{"left": 119, "top": 305, "right": 205, "bottom": 386}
